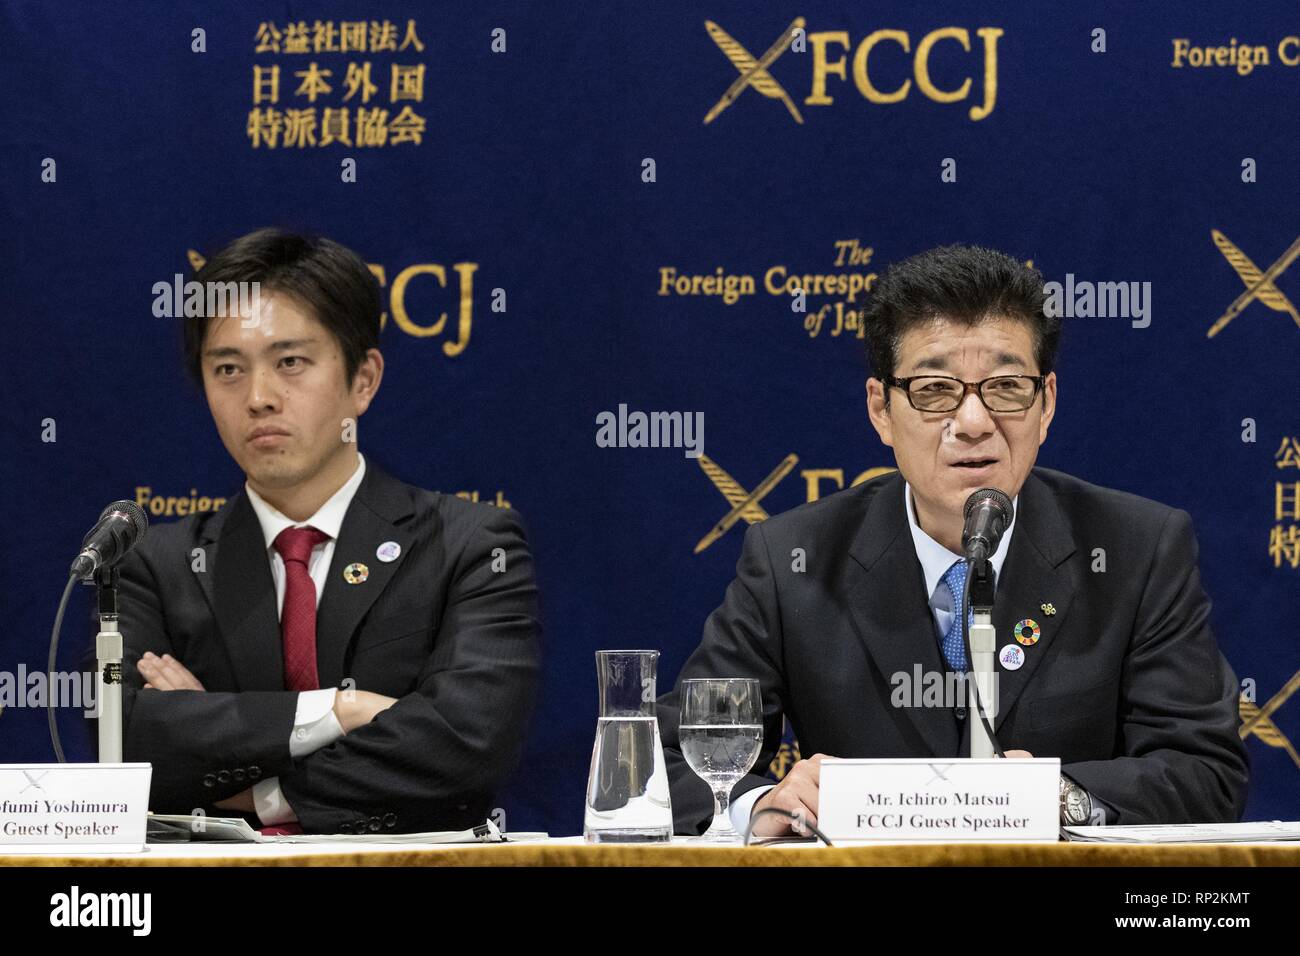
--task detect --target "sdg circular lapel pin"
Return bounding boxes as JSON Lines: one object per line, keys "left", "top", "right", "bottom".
{"left": 1013, "top": 618, "right": 1041, "bottom": 646}
{"left": 343, "top": 562, "right": 369, "bottom": 585}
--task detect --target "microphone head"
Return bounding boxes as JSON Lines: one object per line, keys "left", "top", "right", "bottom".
{"left": 82, "top": 500, "right": 149, "bottom": 549}
{"left": 963, "top": 487, "right": 1013, "bottom": 523}
{"left": 99, "top": 500, "right": 149, "bottom": 536}
{"left": 71, "top": 500, "right": 150, "bottom": 580}
{"left": 962, "top": 487, "right": 1014, "bottom": 560}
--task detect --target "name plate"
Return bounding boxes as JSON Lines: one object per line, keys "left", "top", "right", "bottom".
{"left": 819, "top": 758, "right": 1060, "bottom": 843}
{"left": 0, "top": 763, "right": 152, "bottom": 853}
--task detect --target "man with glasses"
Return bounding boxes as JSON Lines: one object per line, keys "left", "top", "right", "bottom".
{"left": 657, "top": 244, "right": 1248, "bottom": 837}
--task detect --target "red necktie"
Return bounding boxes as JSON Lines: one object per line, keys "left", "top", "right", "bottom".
{"left": 272, "top": 525, "right": 331, "bottom": 692}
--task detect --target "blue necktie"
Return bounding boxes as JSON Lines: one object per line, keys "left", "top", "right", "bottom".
{"left": 940, "top": 559, "right": 972, "bottom": 672}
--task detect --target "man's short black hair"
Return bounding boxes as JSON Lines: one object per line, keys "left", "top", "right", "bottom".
{"left": 863, "top": 244, "right": 1060, "bottom": 403}
{"left": 183, "top": 228, "right": 382, "bottom": 389}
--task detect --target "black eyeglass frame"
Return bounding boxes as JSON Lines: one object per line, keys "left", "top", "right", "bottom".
{"left": 883, "top": 374, "right": 1047, "bottom": 413}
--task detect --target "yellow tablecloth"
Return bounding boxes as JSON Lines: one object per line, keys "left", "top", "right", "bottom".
{"left": 2, "top": 838, "right": 1297, "bottom": 867}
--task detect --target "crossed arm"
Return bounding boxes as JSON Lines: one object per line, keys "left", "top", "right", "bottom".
{"left": 135, "top": 652, "right": 394, "bottom": 814}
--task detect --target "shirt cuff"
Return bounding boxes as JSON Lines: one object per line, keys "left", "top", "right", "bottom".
{"left": 289, "top": 688, "right": 344, "bottom": 758}
{"left": 729, "top": 784, "right": 775, "bottom": 835}
{"left": 252, "top": 776, "right": 298, "bottom": 826}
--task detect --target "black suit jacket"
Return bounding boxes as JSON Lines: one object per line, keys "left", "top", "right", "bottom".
{"left": 86, "top": 458, "right": 541, "bottom": 834}
{"left": 657, "top": 467, "right": 1249, "bottom": 834}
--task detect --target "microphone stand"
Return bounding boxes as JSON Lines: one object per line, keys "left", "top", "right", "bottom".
{"left": 967, "top": 556, "right": 998, "bottom": 758}
{"left": 94, "top": 566, "right": 124, "bottom": 763}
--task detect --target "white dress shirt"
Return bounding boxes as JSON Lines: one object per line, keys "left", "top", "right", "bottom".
{"left": 242, "top": 452, "right": 366, "bottom": 825}
{"left": 728, "top": 481, "right": 1020, "bottom": 833}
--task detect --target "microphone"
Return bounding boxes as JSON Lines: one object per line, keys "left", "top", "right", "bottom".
{"left": 961, "top": 488, "right": 1013, "bottom": 564}
{"left": 70, "top": 500, "right": 149, "bottom": 579}
{"left": 961, "top": 488, "right": 1014, "bottom": 760}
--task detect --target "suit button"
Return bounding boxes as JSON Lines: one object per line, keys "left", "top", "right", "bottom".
{"left": 202, "top": 773, "right": 216, "bottom": 788}
{"left": 233, "top": 769, "right": 247, "bottom": 783}
{"left": 368, "top": 817, "right": 381, "bottom": 832}
{"left": 339, "top": 822, "right": 353, "bottom": 834}
{"left": 248, "top": 765, "right": 262, "bottom": 780}
{"left": 216, "top": 770, "right": 231, "bottom": 785}
{"left": 955, "top": 707, "right": 968, "bottom": 721}
{"left": 383, "top": 813, "right": 397, "bottom": 829}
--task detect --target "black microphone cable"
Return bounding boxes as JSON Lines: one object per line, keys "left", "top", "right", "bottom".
{"left": 47, "top": 573, "right": 80, "bottom": 762}
{"left": 743, "top": 807, "right": 834, "bottom": 846}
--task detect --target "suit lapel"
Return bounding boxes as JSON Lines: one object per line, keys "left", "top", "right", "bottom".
{"left": 846, "top": 473, "right": 961, "bottom": 758}
{"left": 987, "top": 470, "right": 1078, "bottom": 734}
{"left": 196, "top": 459, "right": 419, "bottom": 691}
{"left": 842, "top": 469, "right": 1079, "bottom": 756}
{"left": 313, "top": 460, "right": 417, "bottom": 688}
{"left": 197, "top": 492, "right": 285, "bottom": 691}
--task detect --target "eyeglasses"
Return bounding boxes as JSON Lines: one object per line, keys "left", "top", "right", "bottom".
{"left": 884, "top": 374, "right": 1045, "bottom": 413}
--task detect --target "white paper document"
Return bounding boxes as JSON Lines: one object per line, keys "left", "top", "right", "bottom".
{"left": 146, "top": 814, "right": 509, "bottom": 844}
{"left": 1062, "top": 821, "right": 1300, "bottom": 843}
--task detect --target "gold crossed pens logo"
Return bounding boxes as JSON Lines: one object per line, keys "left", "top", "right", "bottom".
{"left": 703, "top": 18, "right": 806, "bottom": 125}
{"left": 1207, "top": 231, "right": 1300, "bottom": 338}
{"left": 1240, "top": 668, "right": 1300, "bottom": 771}
{"left": 694, "top": 453, "right": 799, "bottom": 553}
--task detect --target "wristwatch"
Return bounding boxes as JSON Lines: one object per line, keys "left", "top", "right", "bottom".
{"left": 1059, "top": 774, "right": 1092, "bottom": 825}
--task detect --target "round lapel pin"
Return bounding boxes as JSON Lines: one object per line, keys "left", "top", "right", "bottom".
{"left": 343, "top": 562, "right": 370, "bottom": 584}
{"left": 1013, "top": 619, "right": 1041, "bottom": 646}
{"left": 376, "top": 541, "right": 401, "bottom": 563}
{"left": 998, "top": 645, "right": 1025, "bottom": 670}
